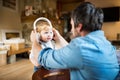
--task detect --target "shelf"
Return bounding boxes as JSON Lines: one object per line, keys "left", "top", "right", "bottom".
{"left": 21, "top": 15, "right": 39, "bottom": 22}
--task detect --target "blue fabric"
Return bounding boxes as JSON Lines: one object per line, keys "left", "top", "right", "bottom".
{"left": 38, "top": 30, "right": 119, "bottom": 80}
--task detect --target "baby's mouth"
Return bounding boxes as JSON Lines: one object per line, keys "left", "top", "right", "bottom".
{"left": 47, "top": 38, "right": 52, "bottom": 40}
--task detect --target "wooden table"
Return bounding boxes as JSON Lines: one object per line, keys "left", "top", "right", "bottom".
{"left": 7, "top": 47, "right": 31, "bottom": 63}
{"left": 7, "top": 47, "right": 31, "bottom": 56}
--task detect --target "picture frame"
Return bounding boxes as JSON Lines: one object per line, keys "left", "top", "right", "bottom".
{"left": 1, "top": 29, "right": 22, "bottom": 41}
{"left": 2, "top": 0, "right": 17, "bottom": 10}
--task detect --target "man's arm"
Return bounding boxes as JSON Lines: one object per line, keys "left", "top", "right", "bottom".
{"left": 30, "top": 30, "right": 42, "bottom": 67}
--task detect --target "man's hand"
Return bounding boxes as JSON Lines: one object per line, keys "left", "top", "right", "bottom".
{"left": 30, "top": 30, "right": 42, "bottom": 67}
{"left": 30, "top": 30, "right": 37, "bottom": 43}
{"left": 52, "top": 28, "right": 61, "bottom": 42}
{"left": 52, "top": 28, "right": 68, "bottom": 49}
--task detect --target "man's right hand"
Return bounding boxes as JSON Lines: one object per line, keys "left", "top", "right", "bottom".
{"left": 30, "top": 30, "right": 37, "bottom": 43}
{"left": 52, "top": 28, "right": 68, "bottom": 48}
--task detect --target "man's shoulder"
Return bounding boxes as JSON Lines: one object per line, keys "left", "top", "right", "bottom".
{"left": 70, "top": 37, "right": 88, "bottom": 46}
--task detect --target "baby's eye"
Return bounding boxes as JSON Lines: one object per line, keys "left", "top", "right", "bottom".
{"left": 45, "top": 32, "right": 48, "bottom": 34}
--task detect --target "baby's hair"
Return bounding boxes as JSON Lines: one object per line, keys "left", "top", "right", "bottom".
{"left": 33, "top": 17, "right": 52, "bottom": 30}
{"left": 36, "top": 20, "right": 51, "bottom": 33}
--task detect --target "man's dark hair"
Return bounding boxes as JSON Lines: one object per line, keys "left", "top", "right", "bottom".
{"left": 71, "top": 2, "right": 104, "bottom": 32}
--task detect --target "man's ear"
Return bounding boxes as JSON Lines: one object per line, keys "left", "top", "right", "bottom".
{"left": 76, "top": 23, "right": 82, "bottom": 33}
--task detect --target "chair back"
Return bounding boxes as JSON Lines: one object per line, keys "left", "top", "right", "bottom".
{"left": 32, "top": 67, "right": 70, "bottom": 80}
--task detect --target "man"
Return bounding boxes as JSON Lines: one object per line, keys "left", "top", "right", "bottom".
{"left": 30, "top": 2, "right": 119, "bottom": 80}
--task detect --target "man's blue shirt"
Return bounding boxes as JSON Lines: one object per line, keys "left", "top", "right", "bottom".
{"left": 38, "top": 30, "right": 119, "bottom": 80}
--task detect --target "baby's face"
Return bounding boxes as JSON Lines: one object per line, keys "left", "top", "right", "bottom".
{"left": 40, "top": 28, "right": 53, "bottom": 42}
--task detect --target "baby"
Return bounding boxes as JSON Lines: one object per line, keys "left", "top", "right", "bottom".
{"left": 29, "top": 17, "right": 54, "bottom": 67}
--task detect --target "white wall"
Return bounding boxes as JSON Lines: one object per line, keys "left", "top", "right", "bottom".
{"left": 0, "top": 8, "right": 22, "bottom": 30}
{"left": 0, "top": 0, "right": 22, "bottom": 41}
{"left": 0, "top": 0, "right": 22, "bottom": 30}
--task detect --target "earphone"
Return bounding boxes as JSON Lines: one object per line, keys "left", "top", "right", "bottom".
{"left": 33, "top": 17, "right": 52, "bottom": 30}
{"left": 33, "top": 17, "right": 53, "bottom": 43}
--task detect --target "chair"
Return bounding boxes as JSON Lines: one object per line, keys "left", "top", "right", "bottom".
{"left": 32, "top": 67, "right": 70, "bottom": 80}
{"left": 115, "top": 51, "right": 120, "bottom": 80}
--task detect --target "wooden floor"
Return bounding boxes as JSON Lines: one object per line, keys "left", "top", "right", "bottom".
{"left": 0, "top": 58, "right": 34, "bottom": 80}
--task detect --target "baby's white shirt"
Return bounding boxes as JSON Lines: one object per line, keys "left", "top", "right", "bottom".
{"left": 29, "top": 40, "right": 55, "bottom": 66}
